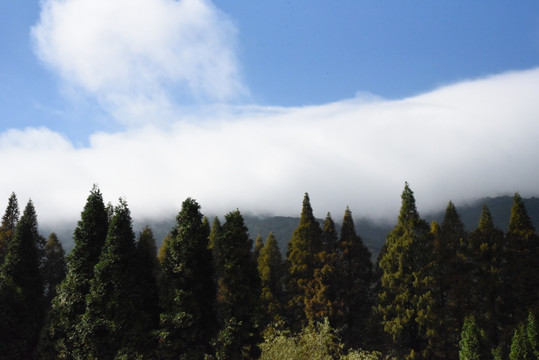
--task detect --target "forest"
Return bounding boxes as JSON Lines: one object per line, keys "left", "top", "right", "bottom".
{"left": 0, "top": 183, "right": 538, "bottom": 360}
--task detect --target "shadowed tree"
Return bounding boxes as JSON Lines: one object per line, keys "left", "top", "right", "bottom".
{"left": 38, "top": 185, "right": 109, "bottom": 359}
{"left": 158, "top": 198, "right": 216, "bottom": 359}
{"left": 0, "top": 199, "right": 44, "bottom": 359}
{"left": 258, "top": 232, "right": 284, "bottom": 327}
{"left": 286, "top": 193, "right": 322, "bottom": 330}
{"left": 41, "top": 233, "right": 66, "bottom": 308}
{"left": 215, "top": 210, "right": 261, "bottom": 360}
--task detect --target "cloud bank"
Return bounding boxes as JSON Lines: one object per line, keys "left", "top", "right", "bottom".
{"left": 2, "top": 68, "right": 539, "bottom": 227}
{"left": 8, "top": 0, "right": 539, "bottom": 229}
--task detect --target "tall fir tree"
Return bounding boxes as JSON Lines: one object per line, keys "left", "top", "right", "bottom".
{"left": 0, "top": 192, "right": 19, "bottom": 264}
{"left": 159, "top": 198, "right": 216, "bottom": 359}
{"left": 430, "top": 202, "right": 469, "bottom": 359}
{"left": 336, "top": 207, "right": 373, "bottom": 349}
{"left": 467, "top": 205, "right": 507, "bottom": 349}
{"left": 77, "top": 198, "right": 147, "bottom": 359}
{"left": 41, "top": 233, "right": 66, "bottom": 308}
{"left": 253, "top": 234, "right": 264, "bottom": 262}
{"left": 215, "top": 210, "right": 261, "bottom": 360}
{"left": 0, "top": 199, "right": 44, "bottom": 359}
{"left": 459, "top": 315, "right": 485, "bottom": 360}
{"left": 377, "top": 183, "right": 436, "bottom": 359}
{"left": 257, "top": 232, "right": 284, "bottom": 327}
{"left": 304, "top": 213, "right": 339, "bottom": 325}
{"left": 509, "top": 323, "right": 533, "bottom": 360}
{"left": 285, "top": 193, "right": 322, "bottom": 330}
{"left": 506, "top": 193, "right": 539, "bottom": 323}
{"left": 133, "top": 226, "right": 161, "bottom": 357}
{"left": 38, "top": 185, "right": 109, "bottom": 359}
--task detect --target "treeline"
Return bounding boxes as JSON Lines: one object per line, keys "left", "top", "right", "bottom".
{"left": 0, "top": 183, "right": 538, "bottom": 359}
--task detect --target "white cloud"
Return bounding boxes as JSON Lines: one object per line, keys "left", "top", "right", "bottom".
{"left": 32, "top": 0, "right": 246, "bottom": 126}
{"left": 1, "top": 68, "right": 539, "bottom": 228}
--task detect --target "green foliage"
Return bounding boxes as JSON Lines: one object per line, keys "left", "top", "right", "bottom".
{"left": 459, "top": 315, "right": 483, "bottom": 360}
{"left": 215, "top": 209, "right": 261, "bottom": 359}
{"left": 39, "top": 185, "right": 109, "bottom": 359}
{"left": 0, "top": 199, "right": 44, "bottom": 359}
{"left": 336, "top": 207, "right": 373, "bottom": 348}
{"left": 527, "top": 312, "right": 539, "bottom": 358}
{"left": 286, "top": 193, "right": 322, "bottom": 330}
{"left": 0, "top": 192, "right": 19, "bottom": 264}
{"left": 377, "top": 183, "right": 435, "bottom": 359}
{"left": 510, "top": 324, "right": 533, "bottom": 360}
{"left": 258, "top": 232, "right": 284, "bottom": 326}
{"left": 77, "top": 198, "right": 142, "bottom": 359}
{"left": 42, "top": 233, "right": 66, "bottom": 307}
{"left": 158, "top": 198, "right": 216, "bottom": 359}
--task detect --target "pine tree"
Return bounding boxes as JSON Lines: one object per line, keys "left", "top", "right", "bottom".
{"left": 209, "top": 216, "right": 222, "bottom": 250}
{"left": 377, "top": 183, "right": 435, "bottom": 359}
{"left": 0, "top": 192, "right": 19, "bottom": 264}
{"left": 133, "top": 226, "right": 161, "bottom": 357}
{"left": 459, "top": 315, "right": 483, "bottom": 360}
{"left": 77, "top": 198, "right": 144, "bottom": 359}
{"left": 258, "top": 232, "right": 284, "bottom": 326}
{"left": 467, "top": 205, "right": 506, "bottom": 348}
{"left": 303, "top": 213, "right": 339, "bottom": 325}
{"left": 286, "top": 193, "right": 322, "bottom": 330}
{"left": 510, "top": 323, "right": 533, "bottom": 360}
{"left": 336, "top": 207, "right": 373, "bottom": 348}
{"left": 506, "top": 193, "right": 539, "bottom": 323}
{"left": 159, "top": 198, "right": 216, "bottom": 359}
{"left": 430, "top": 202, "right": 468, "bottom": 358}
{"left": 215, "top": 210, "right": 261, "bottom": 360}
{"left": 38, "top": 185, "right": 109, "bottom": 359}
{"left": 41, "top": 233, "right": 66, "bottom": 308}
{"left": 254, "top": 234, "right": 264, "bottom": 262}
{"left": 0, "top": 199, "right": 44, "bottom": 359}
{"left": 526, "top": 312, "right": 539, "bottom": 358}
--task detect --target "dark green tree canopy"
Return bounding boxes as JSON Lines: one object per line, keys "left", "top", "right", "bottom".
{"left": 0, "top": 192, "right": 20, "bottom": 263}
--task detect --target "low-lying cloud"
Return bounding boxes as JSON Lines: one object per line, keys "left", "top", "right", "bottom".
{"left": 2, "top": 69, "right": 539, "bottom": 227}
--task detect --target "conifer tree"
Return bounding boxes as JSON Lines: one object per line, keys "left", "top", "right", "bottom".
{"left": 467, "top": 205, "right": 506, "bottom": 348}
{"left": 506, "top": 193, "right": 539, "bottom": 322}
{"left": 159, "top": 198, "right": 216, "bottom": 359}
{"left": 42, "top": 233, "right": 66, "bottom": 308}
{"left": 254, "top": 234, "right": 264, "bottom": 262}
{"left": 510, "top": 324, "right": 533, "bottom": 360}
{"left": 377, "top": 183, "right": 435, "bottom": 359}
{"left": 527, "top": 312, "right": 539, "bottom": 358}
{"left": 336, "top": 207, "right": 373, "bottom": 348}
{"left": 77, "top": 198, "right": 144, "bottom": 359}
{"left": 286, "top": 193, "right": 322, "bottom": 330}
{"left": 304, "top": 213, "right": 339, "bottom": 325}
{"left": 38, "top": 185, "right": 109, "bottom": 359}
{"left": 215, "top": 210, "right": 261, "bottom": 360}
{"left": 431, "top": 202, "right": 468, "bottom": 358}
{"left": 0, "top": 199, "right": 44, "bottom": 359}
{"left": 459, "top": 315, "right": 484, "bottom": 360}
{"left": 134, "top": 226, "right": 161, "bottom": 357}
{"left": 0, "top": 192, "right": 19, "bottom": 264}
{"left": 209, "top": 216, "right": 221, "bottom": 250}
{"left": 258, "top": 232, "right": 284, "bottom": 326}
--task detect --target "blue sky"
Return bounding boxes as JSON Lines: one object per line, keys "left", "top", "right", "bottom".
{"left": 1, "top": 0, "right": 539, "bottom": 227}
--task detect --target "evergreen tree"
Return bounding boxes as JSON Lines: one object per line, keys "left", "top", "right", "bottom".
{"left": 431, "top": 202, "right": 468, "bottom": 358}
{"left": 215, "top": 210, "right": 261, "bottom": 360}
{"left": 159, "top": 198, "right": 216, "bottom": 359}
{"left": 510, "top": 324, "right": 533, "bottom": 360}
{"left": 38, "top": 185, "right": 108, "bottom": 359}
{"left": 467, "top": 205, "right": 506, "bottom": 348}
{"left": 41, "top": 233, "right": 66, "bottom": 308}
{"left": 254, "top": 234, "right": 264, "bottom": 262}
{"left": 286, "top": 193, "right": 322, "bottom": 330}
{"left": 506, "top": 193, "right": 539, "bottom": 323}
{"left": 459, "top": 315, "right": 483, "bottom": 360}
{"left": 0, "top": 199, "right": 44, "bottom": 359}
{"left": 258, "top": 232, "right": 284, "bottom": 326}
{"left": 303, "top": 213, "right": 339, "bottom": 325}
{"left": 0, "top": 192, "right": 19, "bottom": 264}
{"left": 77, "top": 198, "right": 144, "bottom": 359}
{"left": 336, "top": 207, "right": 373, "bottom": 348}
{"left": 209, "top": 216, "right": 222, "bottom": 250}
{"left": 526, "top": 312, "right": 539, "bottom": 358}
{"left": 377, "top": 183, "right": 435, "bottom": 359}
{"left": 134, "top": 226, "right": 161, "bottom": 357}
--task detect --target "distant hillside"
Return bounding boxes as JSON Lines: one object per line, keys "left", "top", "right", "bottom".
{"left": 41, "top": 195, "right": 539, "bottom": 259}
